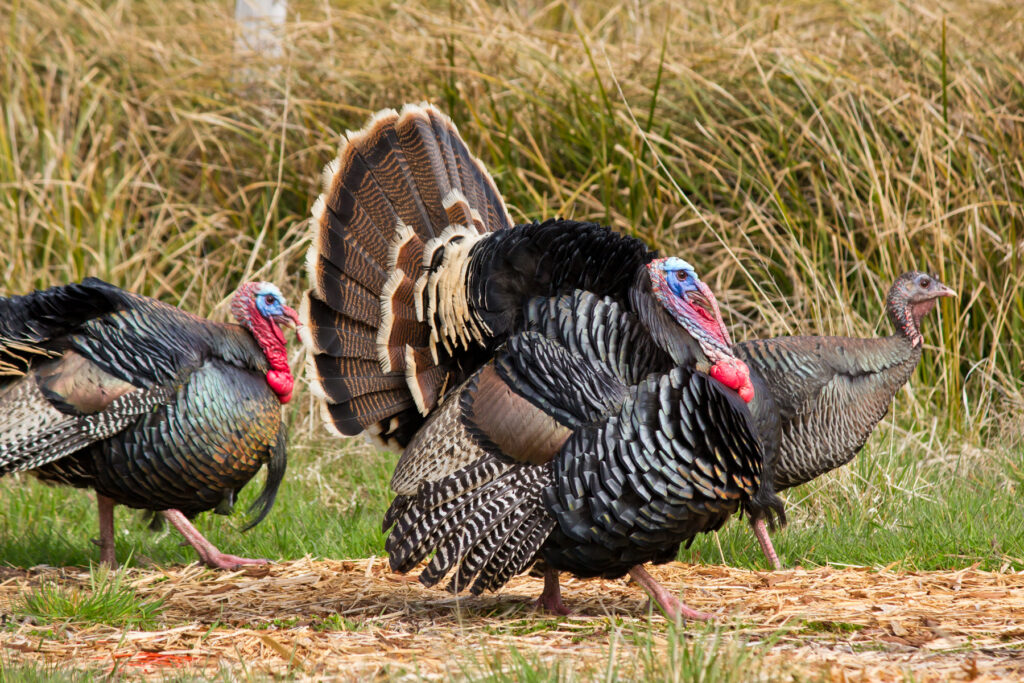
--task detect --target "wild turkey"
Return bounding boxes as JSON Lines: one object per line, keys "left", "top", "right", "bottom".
{"left": 0, "top": 278, "right": 300, "bottom": 569}
{"left": 381, "top": 290, "right": 771, "bottom": 619}
{"left": 301, "top": 103, "right": 778, "bottom": 618}
{"left": 734, "top": 272, "right": 955, "bottom": 568}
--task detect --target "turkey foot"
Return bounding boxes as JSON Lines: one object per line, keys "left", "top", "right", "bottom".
{"left": 95, "top": 494, "right": 118, "bottom": 568}
{"left": 162, "top": 509, "right": 269, "bottom": 570}
{"left": 629, "top": 565, "right": 713, "bottom": 622}
{"left": 534, "top": 568, "right": 571, "bottom": 616}
{"left": 753, "top": 518, "right": 782, "bottom": 570}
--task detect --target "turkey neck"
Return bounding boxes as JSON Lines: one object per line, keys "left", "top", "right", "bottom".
{"left": 248, "top": 315, "right": 290, "bottom": 372}
{"left": 246, "top": 314, "right": 293, "bottom": 403}
{"left": 888, "top": 286, "right": 934, "bottom": 349}
{"left": 628, "top": 272, "right": 701, "bottom": 367}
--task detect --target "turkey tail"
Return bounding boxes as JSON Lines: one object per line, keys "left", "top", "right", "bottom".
{"left": 242, "top": 427, "right": 288, "bottom": 531}
{"left": 302, "top": 103, "right": 513, "bottom": 447}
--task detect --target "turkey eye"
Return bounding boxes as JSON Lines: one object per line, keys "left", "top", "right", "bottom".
{"left": 675, "top": 271, "right": 687, "bottom": 281}
{"left": 264, "top": 295, "right": 277, "bottom": 305}
{"left": 919, "top": 277, "right": 931, "bottom": 288}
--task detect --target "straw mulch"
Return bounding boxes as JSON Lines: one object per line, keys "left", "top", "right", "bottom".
{"left": 1, "top": 558, "right": 1022, "bottom": 681}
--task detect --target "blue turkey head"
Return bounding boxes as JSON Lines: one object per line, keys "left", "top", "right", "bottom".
{"left": 647, "top": 257, "right": 753, "bottom": 402}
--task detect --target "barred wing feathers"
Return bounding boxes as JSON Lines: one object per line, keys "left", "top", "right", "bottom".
{"left": 383, "top": 292, "right": 766, "bottom": 594}
{"left": 735, "top": 333, "right": 918, "bottom": 490}
{"left": 542, "top": 369, "right": 763, "bottom": 578}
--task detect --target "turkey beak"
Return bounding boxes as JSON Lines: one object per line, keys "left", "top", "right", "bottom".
{"left": 935, "top": 284, "right": 956, "bottom": 298}
{"left": 686, "top": 282, "right": 733, "bottom": 347}
{"left": 685, "top": 288, "right": 713, "bottom": 315}
{"left": 276, "top": 306, "right": 302, "bottom": 330}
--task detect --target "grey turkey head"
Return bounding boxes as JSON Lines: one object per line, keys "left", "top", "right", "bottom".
{"left": 886, "top": 272, "right": 956, "bottom": 347}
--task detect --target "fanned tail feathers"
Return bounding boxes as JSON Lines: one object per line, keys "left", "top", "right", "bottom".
{"left": 302, "top": 103, "right": 513, "bottom": 447}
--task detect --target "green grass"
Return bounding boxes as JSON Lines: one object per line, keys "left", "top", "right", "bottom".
{"left": 686, "top": 434, "right": 1024, "bottom": 572}
{"left": 0, "top": 661, "right": 103, "bottom": 683}
{"left": 3, "top": 431, "right": 1018, "bottom": 574}
{"left": 13, "top": 567, "right": 163, "bottom": 629}
{"left": 465, "top": 648, "right": 583, "bottom": 683}
{"left": 632, "top": 624, "right": 777, "bottom": 683}
{"left": 462, "top": 624, "right": 780, "bottom": 682}
{"left": 0, "top": 435, "right": 396, "bottom": 568}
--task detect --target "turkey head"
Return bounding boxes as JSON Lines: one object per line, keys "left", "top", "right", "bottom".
{"left": 645, "top": 257, "right": 754, "bottom": 402}
{"left": 886, "top": 272, "right": 956, "bottom": 348}
{"left": 231, "top": 282, "right": 302, "bottom": 403}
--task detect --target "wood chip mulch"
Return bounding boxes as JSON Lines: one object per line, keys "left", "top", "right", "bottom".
{"left": 1, "top": 558, "right": 1022, "bottom": 681}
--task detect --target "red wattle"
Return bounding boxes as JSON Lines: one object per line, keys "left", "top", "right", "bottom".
{"left": 709, "top": 359, "right": 754, "bottom": 403}
{"left": 267, "top": 370, "right": 294, "bottom": 404}
{"left": 709, "top": 363, "right": 738, "bottom": 387}
{"left": 270, "top": 320, "right": 286, "bottom": 346}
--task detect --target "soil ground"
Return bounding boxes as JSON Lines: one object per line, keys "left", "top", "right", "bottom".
{"left": 1, "top": 558, "right": 1022, "bottom": 681}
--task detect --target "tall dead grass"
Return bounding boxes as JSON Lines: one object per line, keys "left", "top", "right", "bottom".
{"left": 1, "top": 0, "right": 1021, "bottom": 447}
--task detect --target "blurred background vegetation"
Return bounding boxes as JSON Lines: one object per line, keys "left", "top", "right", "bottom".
{"left": 0, "top": 0, "right": 1021, "bottom": 571}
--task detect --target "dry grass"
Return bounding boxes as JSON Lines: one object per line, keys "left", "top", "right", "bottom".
{"left": 2, "top": 0, "right": 1022, "bottom": 439}
{"left": 2, "top": 558, "right": 1024, "bottom": 681}
{"left": 2, "top": 0, "right": 1024, "bottom": 679}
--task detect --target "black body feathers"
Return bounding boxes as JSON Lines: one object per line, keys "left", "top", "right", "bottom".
{"left": 303, "top": 103, "right": 773, "bottom": 598}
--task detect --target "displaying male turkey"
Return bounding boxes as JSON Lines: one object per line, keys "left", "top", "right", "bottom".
{"left": 382, "top": 289, "right": 768, "bottom": 619}
{"left": 301, "top": 103, "right": 779, "bottom": 618}
{"left": 734, "top": 272, "right": 955, "bottom": 568}
{"left": 0, "top": 278, "right": 300, "bottom": 569}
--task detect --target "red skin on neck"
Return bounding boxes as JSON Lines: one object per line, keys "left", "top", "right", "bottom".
{"left": 906, "top": 299, "right": 936, "bottom": 348}
{"left": 648, "top": 263, "right": 754, "bottom": 403}
{"left": 247, "top": 306, "right": 295, "bottom": 404}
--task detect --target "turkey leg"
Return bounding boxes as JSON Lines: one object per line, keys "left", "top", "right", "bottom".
{"left": 161, "top": 509, "right": 269, "bottom": 570}
{"left": 534, "top": 567, "right": 571, "bottom": 615}
{"left": 752, "top": 518, "right": 782, "bottom": 570}
{"left": 96, "top": 494, "right": 118, "bottom": 568}
{"left": 628, "top": 565, "right": 713, "bottom": 622}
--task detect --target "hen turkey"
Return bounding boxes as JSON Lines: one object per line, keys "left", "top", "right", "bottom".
{"left": 301, "top": 103, "right": 779, "bottom": 618}
{"left": 735, "top": 272, "right": 955, "bottom": 568}
{"left": 0, "top": 278, "right": 300, "bottom": 569}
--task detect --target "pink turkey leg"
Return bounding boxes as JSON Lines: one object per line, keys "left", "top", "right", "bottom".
{"left": 96, "top": 494, "right": 118, "bottom": 568}
{"left": 753, "top": 518, "right": 782, "bottom": 570}
{"left": 629, "top": 565, "right": 714, "bottom": 622}
{"left": 534, "top": 567, "right": 571, "bottom": 615}
{"left": 161, "top": 509, "right": 268, "bottom": 570}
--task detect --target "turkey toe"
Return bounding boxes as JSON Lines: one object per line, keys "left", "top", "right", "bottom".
{"left": 203, "top": 553, "right": 270, "bottom": 571}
